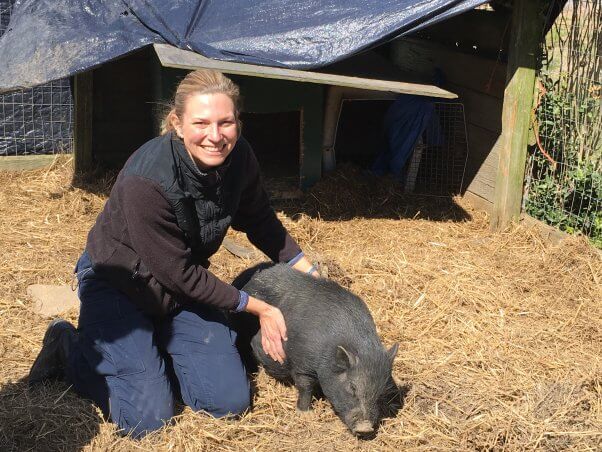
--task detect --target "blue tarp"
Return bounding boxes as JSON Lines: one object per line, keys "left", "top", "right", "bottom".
{"left": 0, "top": 0, "right": 73, "bottom": 156}
{"left": 0, "top": 0, "right": 487, "bottom": 94}
{"left": 371, "top": 95, "right": 436, "bottom": 179}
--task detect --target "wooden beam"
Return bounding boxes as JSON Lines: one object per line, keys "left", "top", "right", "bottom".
{"left": 491, "top": 0, "right": 544, "bottom": 230}
{"left": 412, "top": 8, "right": 512, "bottom": 60}
{"left": 520, "top": 213, "right": 570, "bottom": 245}
{"left": 462, "top": 191, "right": 493, "bottom": 214}
{"left": 73, "top": 71, "right": 94, "bottom": 174}
{"left": 153, "top": 43, "right": 457, "bottom": 99}
{"left": 390, "top": 38, "right": 508, "bottom": 98}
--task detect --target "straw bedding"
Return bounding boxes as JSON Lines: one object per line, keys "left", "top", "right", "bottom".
{"left": 0, "top": 156, "right": 600, "bottom": 451}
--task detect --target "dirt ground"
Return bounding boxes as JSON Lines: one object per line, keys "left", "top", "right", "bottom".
{"left": 0, "top": 156, "right": 600, "bottom": 451}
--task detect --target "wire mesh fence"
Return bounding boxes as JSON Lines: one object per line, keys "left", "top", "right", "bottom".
{"left": 333, "top": 99, "right": 469, "bottom": 197}
{"left": 0, "top": 0, "right": 73, "bottom": 156}
{"left": 524, "top": 0, "right": 601, "bottom": 247}
{"left": 405, "top": 102, "right": 469, "bottom": 196}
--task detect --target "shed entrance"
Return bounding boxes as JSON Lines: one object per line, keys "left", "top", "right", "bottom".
{"left": 334, "top": 99, "right": 393, "bottom": 168}
{"left": 240, "top": 110, "right": 301, "bottom": 190}
{"left": 334, "top": 99, "right": 469, "bottom": 196}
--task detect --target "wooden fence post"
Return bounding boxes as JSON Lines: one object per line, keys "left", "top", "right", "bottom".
{"left": 491, "top": 0, "right": 545, "bottom": 230}
{"left": 73, "top": 71, "right": 93, "bottom": 174}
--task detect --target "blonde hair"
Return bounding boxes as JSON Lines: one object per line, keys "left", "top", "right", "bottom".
{"left": 161, "top": 69, "right": 241, "bottom": 135}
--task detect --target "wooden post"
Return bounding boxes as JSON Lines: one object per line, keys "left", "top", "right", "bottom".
{"left": 491, "top": 0, "right": 544, "bottom": 230}
{"left": 73, "top": 71, "right": 94, "bottom": 174}
{"left": 299, "top": 84, "right": 324, "bottom": 190}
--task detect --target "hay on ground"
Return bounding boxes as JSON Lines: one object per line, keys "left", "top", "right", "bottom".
{"left": 0, "top": 157, "right": 600, "bottom": 451}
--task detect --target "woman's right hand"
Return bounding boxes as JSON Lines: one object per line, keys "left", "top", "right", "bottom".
{"left": 245, "top": 296, "right": 288, "bottom": 364}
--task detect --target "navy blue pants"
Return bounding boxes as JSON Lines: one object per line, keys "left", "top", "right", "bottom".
{"left": 66, "top": 252, "right": 251, "bottom": 438}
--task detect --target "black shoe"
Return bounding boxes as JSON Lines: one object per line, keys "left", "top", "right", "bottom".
{"left": 29, "top": 319, "right": 77, "bottom": 386}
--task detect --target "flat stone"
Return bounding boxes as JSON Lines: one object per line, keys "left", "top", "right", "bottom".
{"left": 27, "top": 284, "right": 80, "bottom": 317}
{"left": 0, "top": 155, "right": 57, "bottom": 172}
{"left": 222, "top": 237, "right": 260, "bottom": 259}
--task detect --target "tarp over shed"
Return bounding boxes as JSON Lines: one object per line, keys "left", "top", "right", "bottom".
{"left": 0, "top": 0, "right": 487, "bottom": 93}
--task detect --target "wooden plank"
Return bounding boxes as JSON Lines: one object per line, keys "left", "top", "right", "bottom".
{"left": 491, "top": 0, "right": 544, "bottom": 230}
{"left": 413, "top": 8, "right": 512, "bottom": 60}
{"left": 390, "top": 38, "right": 508, "bottom": 98}
{"left": 462, "top": 190, "right": 493, "bottom": 214}
{"left": 520, "top": 213, "right": 570, "bottom": 245}
{"left": 321, "top": 49, "right": 423, "bottom": 82}
{"left": 464, "top": 126, "right": 501, "bottom": 203}
{"left": 299, "top": 88, "right": 325, "bottom": 189}
{"left": 0, "top": 154, "right": 58, "bottom": 171}
{"left": 451, "top": 83, "right": 503, "bottom": 133}
{"left": 153, "top": 43, "right": 457, "bottom": 99}
{"left": 73, "top": 71, "right": 93, "bottom": 173}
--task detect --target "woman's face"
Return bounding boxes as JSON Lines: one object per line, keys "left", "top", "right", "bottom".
{"left": 174, "top": 92, "right": 239, "bottom": 170}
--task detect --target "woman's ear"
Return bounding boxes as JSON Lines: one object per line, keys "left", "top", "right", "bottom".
{"left": 170, "top": 110, "right": 183, "bottom": 138}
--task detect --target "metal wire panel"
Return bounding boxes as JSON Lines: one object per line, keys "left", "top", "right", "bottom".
{"left": 0, "top": 0, "right": 73, "bottom": 156}
{"left": 334, "top": 98, "right": 469, "bottom": 196}
{"left": 523, "top": 0, "right": 601, "bottom": 247}
{"left": 405, "top": 102, "right": 469, "bottom": 196}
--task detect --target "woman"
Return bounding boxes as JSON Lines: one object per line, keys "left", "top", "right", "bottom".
{"left": 29, "top": 69, "right": 317, "bottom": 438}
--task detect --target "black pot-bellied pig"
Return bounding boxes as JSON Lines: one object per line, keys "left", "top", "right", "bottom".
{"left": 232, "top": 263, "right": 400, "bottom": 437}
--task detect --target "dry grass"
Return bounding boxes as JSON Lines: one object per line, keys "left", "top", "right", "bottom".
{"left": 0, "top": 157, "right": 600, "bottom": 451}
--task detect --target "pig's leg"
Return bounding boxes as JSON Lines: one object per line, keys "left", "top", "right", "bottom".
{"left": 294, "top": 373, "right": 318, "bottom": 411}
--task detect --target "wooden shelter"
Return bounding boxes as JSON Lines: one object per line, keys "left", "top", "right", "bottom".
{"left": 72, "top": 44, "right": 454, "bottom": 187}
{"left": 73, "top": 0, "right": 547, "bottom": 230}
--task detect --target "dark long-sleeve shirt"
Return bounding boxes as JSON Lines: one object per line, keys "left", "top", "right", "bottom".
{"left": 86, "top": 133, "right": 301, "bottom": 315}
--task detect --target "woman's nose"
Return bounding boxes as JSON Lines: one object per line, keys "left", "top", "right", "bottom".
{"left": 207, "top": 123, "right": 221, "bottom": 141}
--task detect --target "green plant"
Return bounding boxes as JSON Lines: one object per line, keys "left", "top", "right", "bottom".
{"left": 524, "top": 1, "right": 601, "bottom": 249}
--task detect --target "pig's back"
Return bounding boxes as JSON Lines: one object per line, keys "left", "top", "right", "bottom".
{"left": 243, "top": 264, "right": 381, "bottom": 357}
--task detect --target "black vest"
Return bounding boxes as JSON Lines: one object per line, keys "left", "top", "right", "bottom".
{"left": 122, "top": 132, "right": 249, "bottom": 266}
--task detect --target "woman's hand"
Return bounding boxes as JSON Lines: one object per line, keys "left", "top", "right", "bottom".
{"left": 245, "top": 296, "right": 288, "bottom": 363}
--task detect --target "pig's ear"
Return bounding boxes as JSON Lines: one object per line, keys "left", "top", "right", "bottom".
{"left": 387, "top": 343, "right": 399, "bottom": 363}
{"left": 336, "top": 346, "right": 357, "bottom": 371}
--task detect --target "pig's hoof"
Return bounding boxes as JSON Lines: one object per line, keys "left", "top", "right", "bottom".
{"left": 296, "top": 407, "right": 314, "bottom": 417}
{"left": 296, "top": 398, "right": 313, "bottom": 412}
{"left": 296, "top": 403, "right": 313, "bottom": 412}
{"left": 296, "top": 395, "right": 313, "bottom": 412}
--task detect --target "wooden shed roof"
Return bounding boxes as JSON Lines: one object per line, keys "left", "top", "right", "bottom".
{"left": 153, "top": 43, "right": 457, "bottom": 99}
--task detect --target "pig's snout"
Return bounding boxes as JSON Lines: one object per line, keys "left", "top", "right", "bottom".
{"left": 352, "top": 420, "right": 374, "bottom": 436}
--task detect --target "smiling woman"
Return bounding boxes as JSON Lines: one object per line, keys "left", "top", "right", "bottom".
{"left": 28, "top": 68, "right": 319, "bottom": 439}
{"left": 162, "top": 70, "right": 242, "bottom": 170}
{"left": 171, "top": 92, "right": 239, "bottom": 169}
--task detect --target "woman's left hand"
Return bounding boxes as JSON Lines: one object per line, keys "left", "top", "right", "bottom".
{"left": 245, "top": 296, "right": 288, "bottom": 363}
